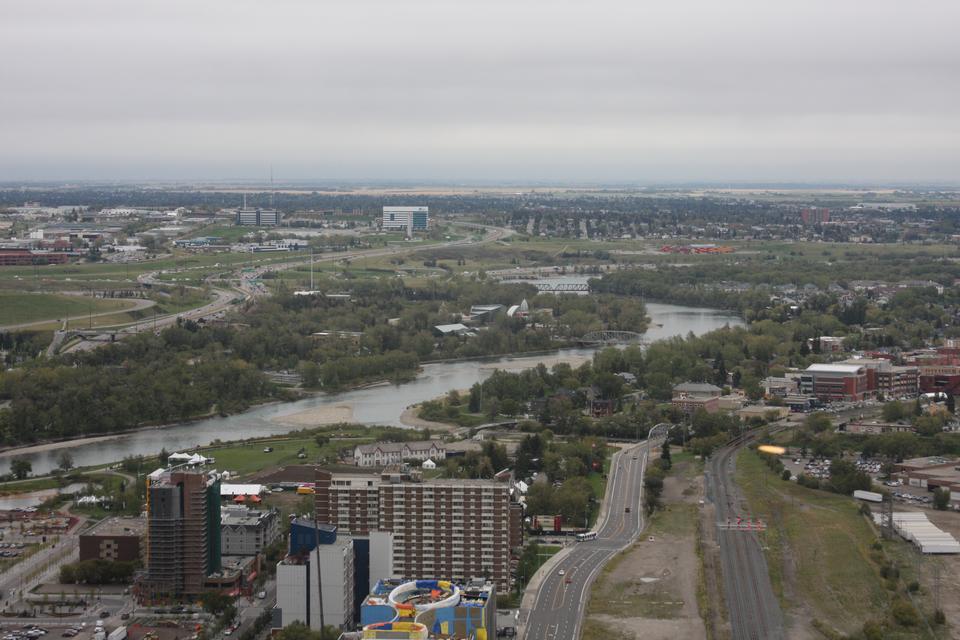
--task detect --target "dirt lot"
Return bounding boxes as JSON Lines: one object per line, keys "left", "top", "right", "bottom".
{"left": 584, "top": 456, "right": 707, "bottom": 640}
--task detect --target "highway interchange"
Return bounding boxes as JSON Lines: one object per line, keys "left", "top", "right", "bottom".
{"left": 49, "top": 221, "right": 511, "bottom": 354}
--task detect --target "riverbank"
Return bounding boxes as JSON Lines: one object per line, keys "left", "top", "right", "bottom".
{"left": 399, "top": 406, "right": 459, "bottom": 432}
{"left": 1, "top": 302, "right": 744, "bottom": 477}
{"left": 270, "top": 404, "right": 355, "bottom": 426}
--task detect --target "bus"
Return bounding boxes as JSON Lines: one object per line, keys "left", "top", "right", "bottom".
{"left": 576, "top": 531, "right": 598, "bottom": 542}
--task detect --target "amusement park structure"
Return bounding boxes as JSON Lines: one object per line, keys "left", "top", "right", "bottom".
{"left": 359, "top": 578, "right": 496, "bottom": 639}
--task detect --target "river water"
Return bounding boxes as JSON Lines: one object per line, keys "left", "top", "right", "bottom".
{"left": 0, "top": 302, "right": 741, "bottom": 477}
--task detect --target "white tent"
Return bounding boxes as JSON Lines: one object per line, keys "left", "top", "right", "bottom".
{"left": 422, "top": 459, "right": 437, "bottom": 470}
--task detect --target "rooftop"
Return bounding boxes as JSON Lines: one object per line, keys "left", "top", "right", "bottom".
{"left": 82, "top": 516, "right": 145, "bottom": 537}
{"left": 805, "top": 363, "right": 865, "bottom": 374}
{"left": 355, "top": 441, "right": 443, "bottom": 455}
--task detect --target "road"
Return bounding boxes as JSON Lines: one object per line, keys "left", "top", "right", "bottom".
{"left": 706, "top": 435, "right": 785, "bottom": 640}
{"left": 521, "top": 426, "right": 669, "bottom": 640}
{"left": 52, "top": 221, "right": 511, "bottom": 353}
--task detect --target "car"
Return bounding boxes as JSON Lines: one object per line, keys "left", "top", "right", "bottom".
{"left": 101, "top": 612, "right": 110, "bottom": 618}
{"left": 558, "top": 569, "right": 565, "bottom": 576}
{"left": 625, "top": 507, "right": 631, "bottom": 513}
{"left": 223, "top": 631, "right": 232, "bottom": 637}
{"left": 120, "top": 614, "right": 130, "bottom": 621}
{"left": 257, "top": 591, "right": 266, "bottom": 599}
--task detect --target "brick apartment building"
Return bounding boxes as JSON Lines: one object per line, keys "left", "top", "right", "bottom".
{"left": 137, "top": 469, "right": 222, "bottom": 603}
{"left": 314, "top": 469, "right": 521, "bottom": 591}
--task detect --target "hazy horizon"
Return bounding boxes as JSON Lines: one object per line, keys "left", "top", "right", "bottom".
{"left": 2, "top": 0, "right": 959, "bottom": 183}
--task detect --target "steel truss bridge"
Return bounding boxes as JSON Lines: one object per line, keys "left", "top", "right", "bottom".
{"left": 579, "top": 330, "right": 646, "bottom": 345}
{"left": 534, "top": 282, "right": 589, "bottom": 293}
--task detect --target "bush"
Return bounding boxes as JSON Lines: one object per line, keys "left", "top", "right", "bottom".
{"left": 781, "top": 469, "right": 791, "bottom": 481}
{"left": 59, "top": 559, "right": 138, "bottom": 585}
{"left": 890, "top": 599, "right": 919, "bottom": 627}
{"left": 861, "top": 620, "right": 884, "bottom": 640}
{"left": 907, "top": 580, "right": 919, "bottom": 593}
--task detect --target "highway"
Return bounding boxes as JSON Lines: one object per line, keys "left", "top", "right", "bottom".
{"left": 51, "top": 221, "right": 511, "bottom": 353}
{"left": 706, "top": 435, "right": 785, "bottom": 640}
{"left": 521, "top": 424, "right": 669, "bottom": 640}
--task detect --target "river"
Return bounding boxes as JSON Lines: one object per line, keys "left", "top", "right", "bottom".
{"left": 0, "top": 302, "right": 741, "bottom": 477}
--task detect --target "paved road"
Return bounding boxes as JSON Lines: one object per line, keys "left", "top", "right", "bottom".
{"left": 706, "top": 435, "right": 785, "bottom": 640}
{"left": 0, "top": 296, "right": 157, "bottom": 333}
{"left": 54, "top": 221, "right": 510, "bottom": 353}
{"left": 522, "top": 432, "right": 663, "bottom": 640}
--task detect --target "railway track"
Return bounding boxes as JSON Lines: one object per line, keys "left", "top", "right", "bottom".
{"left": 707, "top": 430, "right": 786, "bottom": 640}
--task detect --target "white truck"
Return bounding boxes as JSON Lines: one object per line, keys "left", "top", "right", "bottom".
{"left": 107, "top": 627, "right": 127, "bottom": 640}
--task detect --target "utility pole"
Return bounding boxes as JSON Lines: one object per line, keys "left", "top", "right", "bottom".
{"left": 312, "top": 503, "right": 325, "bottom": 631}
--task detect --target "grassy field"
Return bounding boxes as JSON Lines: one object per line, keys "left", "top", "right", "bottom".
{"left": 736, "top": 449, "right": 938, "bottom": 638}
{"left": 0, "top": 292, "right": 140, "bottom": 326}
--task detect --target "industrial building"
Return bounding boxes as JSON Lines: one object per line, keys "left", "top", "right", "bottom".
{"left": 79, "top": 516, "right": 144, "bottom": 563}
{"left": 0, "top": 248, "right": 70, "bottom": 266}
{"left": 382, "top": 206, "right": 429, "bottom": 233}
{"left": 359, "top": 578, "right": 496, "bottom": 639}
{"left": 353, "top": 441, "right": 446, "bottom": 467}
{"left": 136, "top": 468, "right": 222, "bottom": 603}
{"left": 235, "top": 207, "right": 281, "bottom": 227}
{"left": 314, "top": 469, "right": 520, "bottom": 592}
{"left": 894, "top": 456, "right": 960, "bottom": 507}
{"left": 800, "top": 363, "right": 869, "bottom": 402}
{"left": 220, "top": 505, "right": 281, "bottom": 556}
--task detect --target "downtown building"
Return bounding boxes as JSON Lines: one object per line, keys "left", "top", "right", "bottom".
{"left": 314, "top": 468, "right": 521, "bottom": 592}
{"left": 136, "top": 469, "right": 222, "bottom": 603}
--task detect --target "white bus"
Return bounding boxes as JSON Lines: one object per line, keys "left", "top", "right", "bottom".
{"left": 576, "top": 531, "right": 598, "bottom": 542}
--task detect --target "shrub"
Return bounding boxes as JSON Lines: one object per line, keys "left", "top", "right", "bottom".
{"left": 890, "top": 599, "right": 919, "bottom": 626}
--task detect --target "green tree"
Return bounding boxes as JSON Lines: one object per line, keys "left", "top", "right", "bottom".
{"left": 933, "top": 487, "right": 951, "bottom": 511}
{"left": 57, "top": 451, "right": 74, "bottom": 472}
{"left": 804, "top": 412, "right": 832, "bottom": 433}
{"left": 10, "top": 457, "right": 32, "bottom": 479}
{"left": 881, "top": 401, "right": 905, "bottom": 423}
{"left": 275, "top": 621, "right": 340, "bottom": 640}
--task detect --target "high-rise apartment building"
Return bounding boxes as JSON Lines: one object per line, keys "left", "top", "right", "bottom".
{"left": 277, "top": 539, "right": 356, "bottom": 630}
{"left": 314, "top": 469, "right": 519, "bottom": 592}
{"left": 136, "top": 469, "right": 221, "bottom": 603}
{"left": 800, "top": 207, "right": 830, "bottom": 225}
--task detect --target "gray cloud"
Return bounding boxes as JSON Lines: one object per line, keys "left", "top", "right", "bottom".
{"left": 1, "top": 0, "right": 958, "bottom": 182}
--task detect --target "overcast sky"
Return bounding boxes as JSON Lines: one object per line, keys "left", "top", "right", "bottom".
{"left": 1, "top": 0, "right": 958, "bottom": 184}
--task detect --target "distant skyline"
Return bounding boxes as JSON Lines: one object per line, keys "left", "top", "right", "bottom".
{"left": 2, "top": 0, "right": 959, "bottom": 183}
